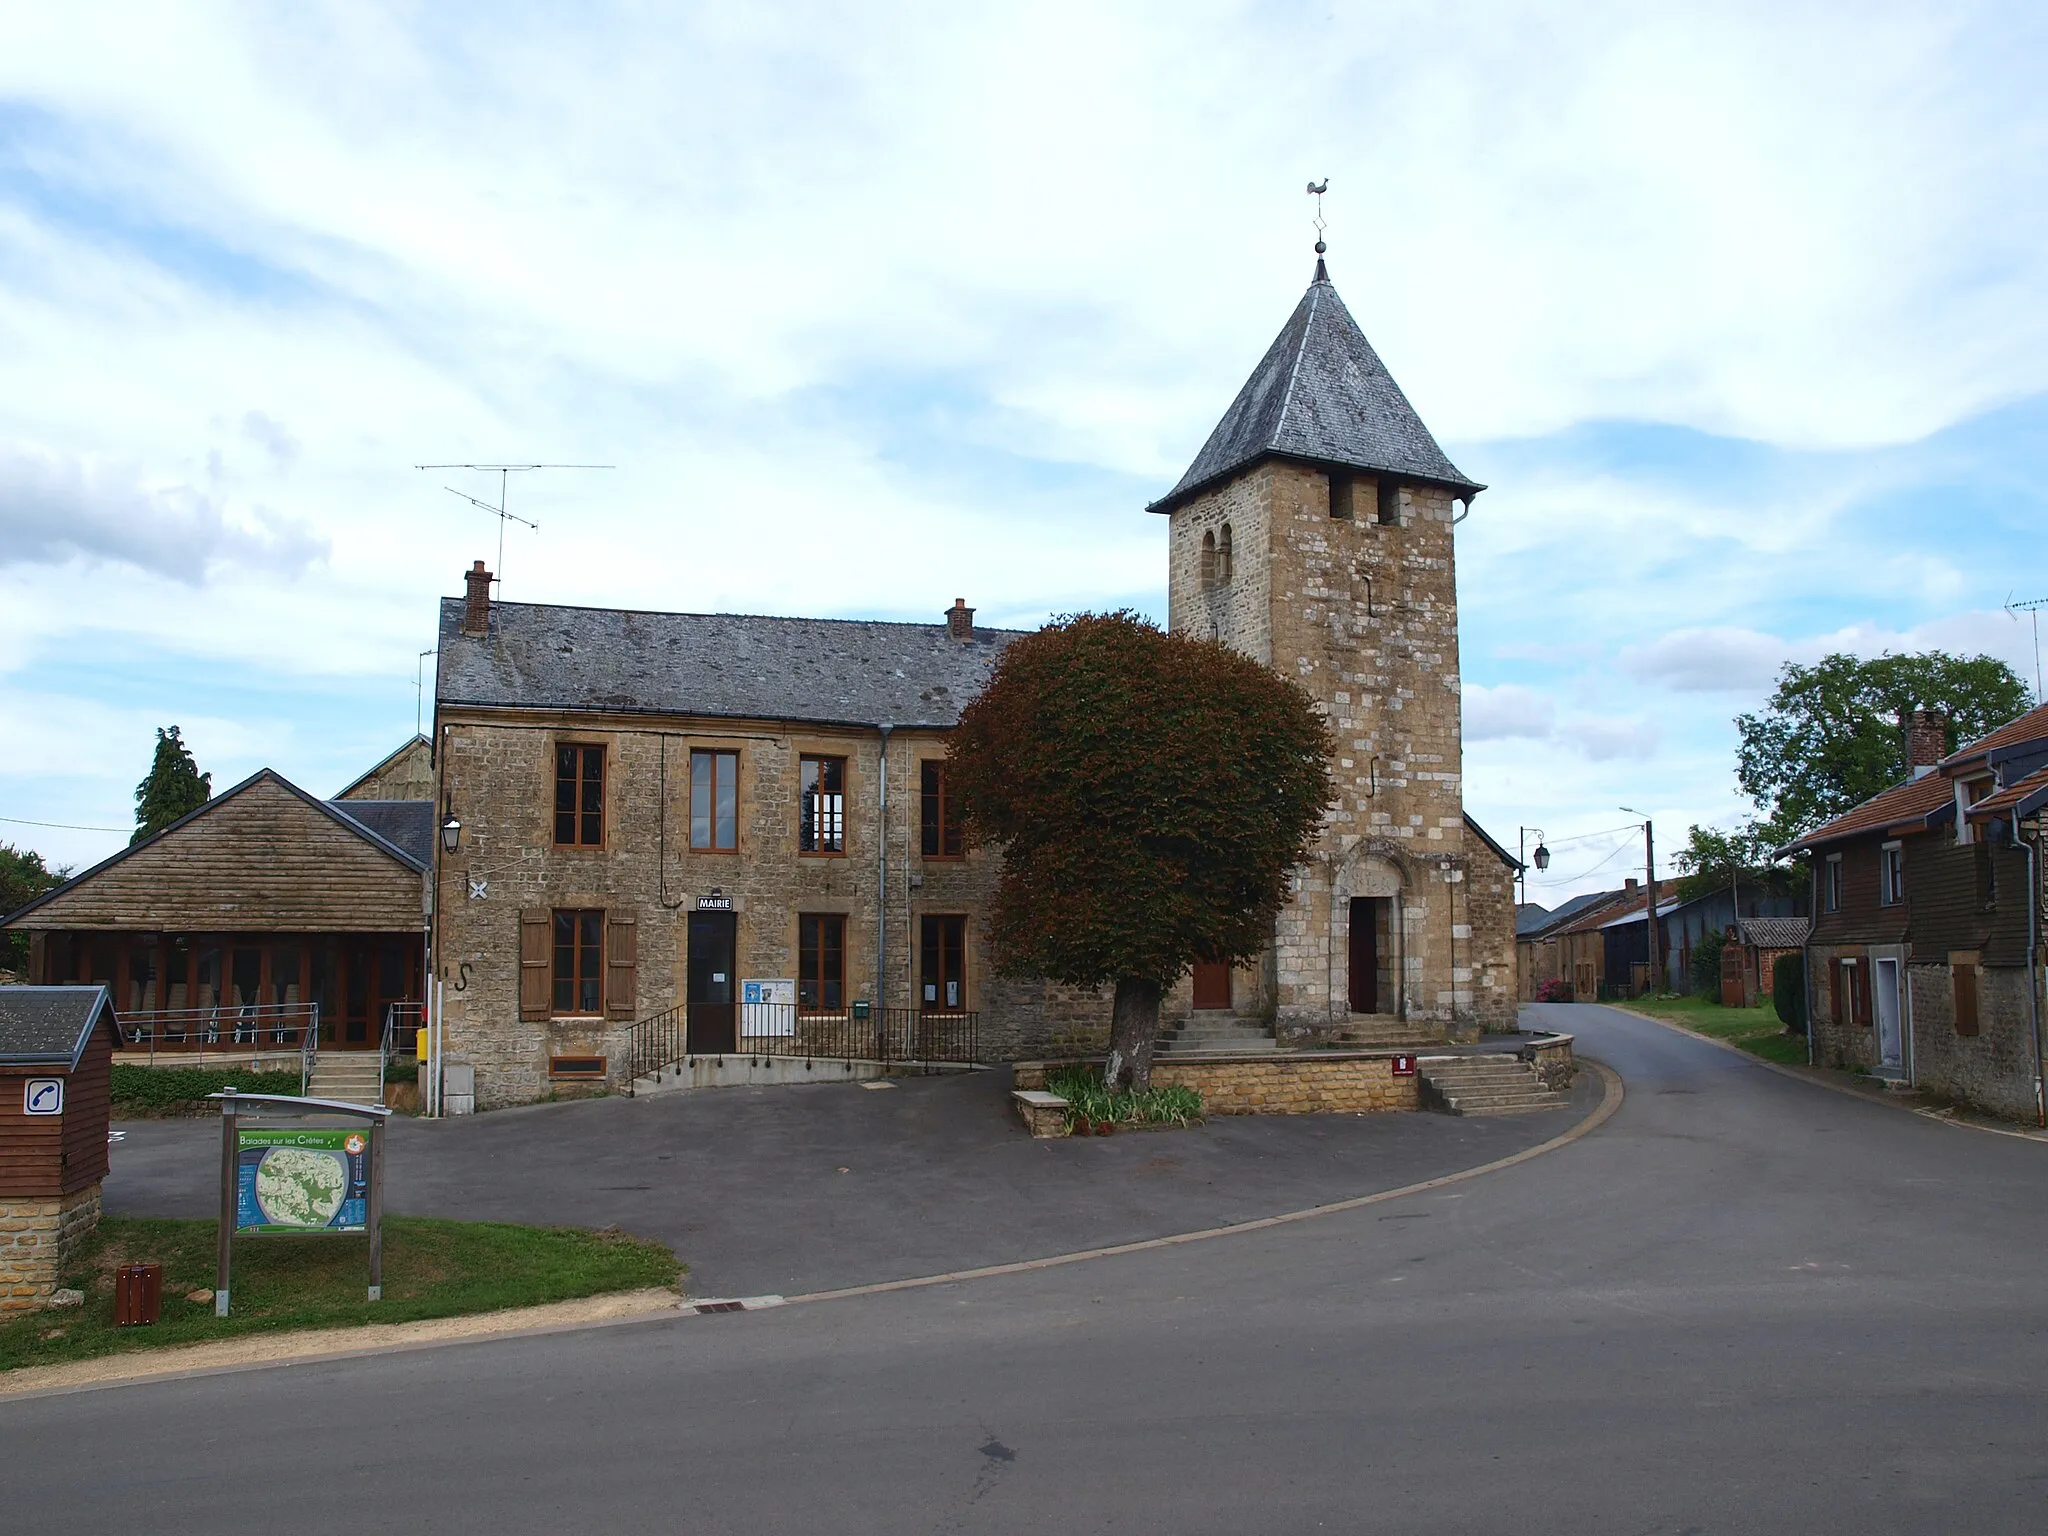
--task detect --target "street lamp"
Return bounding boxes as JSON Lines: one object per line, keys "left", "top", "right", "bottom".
{"left": 1517, "top": 827, "right": 1550, "bottom": 905}
{"left": 441, "top": 815, "right": 461, "bottom": 853}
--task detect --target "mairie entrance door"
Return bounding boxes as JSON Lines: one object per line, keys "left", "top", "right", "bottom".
{"left": 1348, "top": 898, "right": 1384, "bottom": 1014}
{"left": 1191, "top": 960, "right": 1232, "bottom": 1010}
{"left": 686, "top": 911, "right": 737, "bottom": 1055}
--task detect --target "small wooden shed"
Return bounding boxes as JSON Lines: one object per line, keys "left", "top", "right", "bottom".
{"left": 0, "top": 985, "right": 122, "bottom": 1313}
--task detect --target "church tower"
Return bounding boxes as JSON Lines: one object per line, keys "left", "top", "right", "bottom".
{"left": 1150, "top": 258, "right": 1517, "bottom": 1042}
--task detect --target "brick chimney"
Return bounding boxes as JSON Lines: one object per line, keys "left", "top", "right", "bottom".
{"left": 946, "top": 598, "right": 975, "bottom": 641}
{"left": 461, "top": 560, "right": 494, "bottom": 637}
{"left": 1624, "top": 877, "right": 1639, "bottom": 894}
{"left": 1904, "top": 708, "right": 1947, "bottom": 779}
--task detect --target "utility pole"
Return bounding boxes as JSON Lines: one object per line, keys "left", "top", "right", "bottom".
{"left": 1622, "top": 807, "right": 1660, "bottom": 996}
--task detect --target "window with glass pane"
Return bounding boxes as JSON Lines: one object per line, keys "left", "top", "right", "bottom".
{"left": 920, "top": 762, "right": 963, "bottom": 858}
{"left": 555, "top": 744, "right": 605, "bottom": 846}
{"left": 799, "top": 913, "right": 845, "bottom": 1012}
{"left": 800, "top": 755, "right": 846, "bottom": 854}
{"left": 552, "top": 909, "right": 604, "bottom": 1014}
{"left": 691, "top": 749, "right": 739, "bottom": 850}
{"left": 920, "top": 914, "right": 966, "bottom": 1011}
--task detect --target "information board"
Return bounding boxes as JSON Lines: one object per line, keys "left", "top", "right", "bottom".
{"left": 235, "top": 1127, "right": 371, "bottom": 1233}
{"left": 740, "top": 978, "right": 796, "bottom": 1036}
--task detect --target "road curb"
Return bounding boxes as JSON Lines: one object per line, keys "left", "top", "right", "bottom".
{"left": 2, "top": 1066, "right": 1624, "bottom": 1401}
{"left": 1604, "top": 1004, "right": 2048, "bottom": 1143}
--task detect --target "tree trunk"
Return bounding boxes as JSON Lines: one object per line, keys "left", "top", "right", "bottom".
{"left": 1103, "top": 976, "right": 1162, "bottom": 1092}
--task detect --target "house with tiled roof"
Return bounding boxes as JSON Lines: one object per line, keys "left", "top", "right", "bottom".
{"left": 1782, "top": 703, "right": 2048, "bottom": 1120}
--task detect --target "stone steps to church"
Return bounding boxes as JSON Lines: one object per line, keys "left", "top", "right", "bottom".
{"left": 1418, "top": 1056, "right": 1566, "bottom": 1115}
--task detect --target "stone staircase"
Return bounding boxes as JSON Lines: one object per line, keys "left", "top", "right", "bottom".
{"left": 1154, "top": 1011, "right": 1282, "bottom": 1056}
{"left": 307, "top": 1052, "right": 385, "bottom": 1106}
{"left": 1418, "top": 1054, "right": 1567, "bottom": 1116}
{"left": 1325, "top": 1014, "right": 1450, "bottom": 1051}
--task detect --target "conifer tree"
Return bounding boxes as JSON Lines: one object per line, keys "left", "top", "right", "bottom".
{"left": 132, "top": 725, "right": 212, "bottom": 844}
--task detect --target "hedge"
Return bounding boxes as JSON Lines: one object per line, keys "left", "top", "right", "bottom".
{"left": 1773, "top": 953, "right": 1807, "bottom": 1034}
{"left": 111, "top": 1064, "right": 302, "bottom": 1116}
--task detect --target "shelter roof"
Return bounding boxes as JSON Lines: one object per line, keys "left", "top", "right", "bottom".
{"left": 1147, "top": 263, "right": 1483, "bottom": 515}
{"left": 438, "top": 600, "right": 1028, "bottom": 730}
{"left": 0, "top": 985, "right": 121, "bottom": 1065}
{"left": 1, "top": 769, "right": 426, "bottom": 931}
{"left": 1966, "top": 763, "right": 2048, "bottom": 822}
{"left": 1737, "top": 916, "right": 1812, "bottom": 949}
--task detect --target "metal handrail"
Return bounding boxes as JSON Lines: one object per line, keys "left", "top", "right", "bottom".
{"left": 300, "top": 1009, "right": 319, "bottom": 1097}
{"left": 114, "top": 1003, "right": 319, "bottom": 1072}
{"left": 623, "top": 1003, "right": 979, "bottom": 1094}
{"left": 380, "top": 1002, "right": 426, "bottom": 1104}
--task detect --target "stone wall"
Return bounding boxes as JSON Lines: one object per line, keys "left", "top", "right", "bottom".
{"left": 0, "top": 1184, "right": 100, "bottom": 1315}
{"left": 1907, "top": 961, "right": 2044, "bottom": 1121}
{"left": 1014, "top": 1051, "right": 1419, "bottom": 1114}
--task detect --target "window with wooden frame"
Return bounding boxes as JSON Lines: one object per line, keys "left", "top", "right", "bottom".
{"left": 798, "top": 913, "right": 846, "bottom": 1014}
{"left": 921, "top": 914, "right": 966, "bottom": 1012}
{"left": 554, "top": 744, "right": 605, "bottom": 847}
{"left": 1843, "top": 958, "right": 1871, "bottom": 1027}
{"left": 1953, "top": 960, "right": 1980, "bottom": 1036}
{"left": 690, "top": 749, "right": 739, "bottom": 851}
{"left": 800, "top": 755, "right": 846, "bottom": 854}
{"left": 1829, "top": 960, "right": 1845, "bottom": 1027}
{"left": 1823, "top": 854, "right": 1843, "bottom": 913}
{"left": 920, "top": 761, "right": 964, "bottom": 858}
{"left": 1879, "top": 842, "right": 1904, "bottom": 906}
{"left": 551, "top": 909, "right": 604, "bottom": 1015}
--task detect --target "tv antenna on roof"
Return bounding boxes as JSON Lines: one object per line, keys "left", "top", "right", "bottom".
{"left": 413, "top": 462, "right": 613, "bottom": 598}
{"left": 2005, "top": 591, "right": 2048, "bottom": 704}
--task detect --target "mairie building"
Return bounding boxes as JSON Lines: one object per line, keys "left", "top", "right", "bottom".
{"left": 428, "top": 258, "right": 1519, "bottom": 1107}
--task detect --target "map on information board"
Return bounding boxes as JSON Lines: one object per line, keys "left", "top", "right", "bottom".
{"left": 236, "top": 1128, "right": 370, "bottom": 1233}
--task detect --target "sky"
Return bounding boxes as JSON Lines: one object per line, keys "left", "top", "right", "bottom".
{"left": 2, "top": 1, "right": 2045, "bottom": 904}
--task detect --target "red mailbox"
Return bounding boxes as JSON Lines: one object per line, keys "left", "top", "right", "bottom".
{"left": 1391, "top": 1054, "right": 1416, "bottom": 1077}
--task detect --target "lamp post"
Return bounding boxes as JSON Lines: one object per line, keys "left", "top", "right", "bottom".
{"left": 1517, "top": 827, "right": 1551, "bottom": 906}
{"left": 1620, "top": 807, "right": 1660, "bottom": 996}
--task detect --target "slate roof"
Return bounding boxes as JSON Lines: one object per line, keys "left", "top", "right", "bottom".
{"left": 329, "top": 800, "right": 435, "bottom": 868}
{"left": 1737, "top": 916, "right": 1812, "bottom": 950}
{"left": 1783, "top": 772, "right": 1955, "bottom": 854}
{"left": 437, "top": 600, "right": 1029, "bottom": 729}
{"left": 0, "top": 985, "right": 120, "bottom": 1065}
{"left": 1148, "top": 262, "right": 1483, "bottom": 515}
{"left": 1939, "top": 700, "right": 2048, "bottom": 769}
{"left": 1515, "top": 903, "right": 1552, "bottom": 938}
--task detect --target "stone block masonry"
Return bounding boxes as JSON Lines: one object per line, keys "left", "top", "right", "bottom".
{"left": 1014, "top": 1052, "right": 1419, "bottom": 1115}
{"left": 0, "top": 1185, "right": 101, "bottom": 1315}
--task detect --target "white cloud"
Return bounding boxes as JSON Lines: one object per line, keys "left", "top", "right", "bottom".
{"left": 0, "top": 446, "right": 329, "bottom": 581}
{"left": 1463, "top": 683, "right": 1557, "bottom": 741}
{"left": 1564, "top": 714, "right": 1664, "bottom": 763}
{"left": 1620, "top": 628, "right": 1791, "bottom": 694}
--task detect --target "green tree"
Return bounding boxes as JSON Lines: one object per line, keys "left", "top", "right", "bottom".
{"left": 1671, "top": 822, "right": 1772, "bottom": 903}
{"left": 133, "top": 725, "right": 212, "bottom": 844}
{"left": 0, "top": 843, "right": 67, "bottom": 973}
{"left": 947, "top": 611, "right": 1333, "bottom": 1091}
{"left": 1735, "top": 652, "right": 2030, "bottom": 842}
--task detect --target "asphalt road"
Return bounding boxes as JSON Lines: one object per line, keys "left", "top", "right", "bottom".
{"left": 10, "top": 1004, "right": 2048, "bottom": 1533}
{"left": 101, "top": 1057, "right": 1598, "bottom": 1296}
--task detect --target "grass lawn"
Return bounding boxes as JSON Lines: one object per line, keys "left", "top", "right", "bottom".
{"left": 1622, "top": 994, "right": 1810, "bottom": 1066}
{"left": 0, "top": 1216, "right": 680, "bottom": 1374}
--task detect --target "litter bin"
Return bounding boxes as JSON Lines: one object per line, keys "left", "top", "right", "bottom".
{"left": 115, "top": 1262, "right": 162, "bottom": 1327}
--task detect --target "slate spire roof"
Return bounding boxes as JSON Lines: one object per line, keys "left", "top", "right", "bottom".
{"left": 1149, "top": 262, "right": 1483, "bottom": 514}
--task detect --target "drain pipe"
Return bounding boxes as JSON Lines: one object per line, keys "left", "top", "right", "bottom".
{"left": 2018, "top": 808, "right": 2044, "bottom": 1128}
{"left": 877, "top": 725, "right": 893, "bottom": 1017}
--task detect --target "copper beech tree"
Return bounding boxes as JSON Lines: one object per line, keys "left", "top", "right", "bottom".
{"left": 948, "top": 611, "right": 1333, "bottom": 1091}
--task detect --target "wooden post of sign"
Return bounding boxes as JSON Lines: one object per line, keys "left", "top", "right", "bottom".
{"left": 215, "top": 1090, "right": 237, "bottom": 1317}
{"left": 366, "top": 1114, "right": 385, "bottom": 1302}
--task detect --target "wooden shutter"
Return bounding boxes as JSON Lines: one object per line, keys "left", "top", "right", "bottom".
{"left": 1954, "top": 963, "right": 1979, "bottom": 1036}
{"left": 606, "top": 911, "right": 638, "bottom": 1021}
{"left": 519, "top": 909, "right": 551, "bottom": 1021}
{"left": 1829, "top": 961, "right": 1844, "bottom": 1027}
